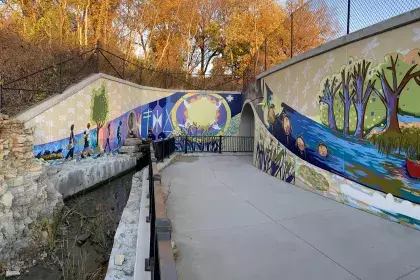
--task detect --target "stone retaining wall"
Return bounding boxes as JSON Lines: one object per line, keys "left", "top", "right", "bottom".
{"left": 0, "top": 114, "right": 63, "bottom": 263}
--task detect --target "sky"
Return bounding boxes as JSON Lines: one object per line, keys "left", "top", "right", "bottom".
{"left": 313, "top": 0, "right": 420, "bottom": 36}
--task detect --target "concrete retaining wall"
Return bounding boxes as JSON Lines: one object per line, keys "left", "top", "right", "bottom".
{"left": 49, "top": 154, "right": 136, "bottom": 198}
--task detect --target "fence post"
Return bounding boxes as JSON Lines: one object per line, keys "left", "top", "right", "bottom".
{"left": 95, "top": 40, "right": 101, "bottom": 73}
{"left": 139, "top": 64, "right": 143, "bottom": 85}
{"left": 164, "top": 70, "right": 168, "bottom": 89}
{"left": 203, "top": 74, "right": 206, "bottom": 90}
{"left": 219, "top": 135, "right": 222, "bottom": 154}
{"left": 123, "top": 60, "right": 125, "bottom": 80}
{"left": 347, "top": 0, "right": 351, "bottom": 34}
{"left": 290, "top": 13, "right": 294, "bottom": 58}
{"left": 184, "top": 136, "right": 188, "bottom": 154}
{"left": 264, "top": 39, "right": 267, "bottom": 71}
{"left": 59, "top": 54, "right": 62, "bottom": 92}
{"left": 0, "top": 77, "right": 3, "bottom": 111}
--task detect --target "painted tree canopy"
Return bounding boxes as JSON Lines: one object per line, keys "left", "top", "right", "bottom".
{"left": 90, "top": 83, "right": 110, "bottom": 148}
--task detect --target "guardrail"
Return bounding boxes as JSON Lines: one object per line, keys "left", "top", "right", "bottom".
{"left": 153, "top": 138, "right": 176, "bottom": 162}
{"left": 174, "top": 136, "right": 254, "bottom": 153}
{"left": 145, "top": 144, "right": 178, "bottom": 280}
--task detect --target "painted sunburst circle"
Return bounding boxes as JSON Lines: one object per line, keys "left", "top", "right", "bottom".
{"left": 171, "top": 93, "right": 231, "bottom": 136}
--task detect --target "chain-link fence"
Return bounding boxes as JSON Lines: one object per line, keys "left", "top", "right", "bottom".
{"left": 0, "top": 42, "right": 242, "bottom": 116}
{"left": 243, "top": 0, "right": 420, "bottom": 92}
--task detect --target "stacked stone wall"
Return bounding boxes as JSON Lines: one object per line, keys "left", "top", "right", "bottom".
{"left": 0, "top": 113, "right": 63, "bottom": 262}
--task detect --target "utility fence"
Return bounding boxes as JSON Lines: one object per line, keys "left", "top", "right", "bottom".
{"left": 243, "top": 0, "right": 420, "bottom": 92}
{"left": 0, "top": 42, "right": 242, "bottom": 117}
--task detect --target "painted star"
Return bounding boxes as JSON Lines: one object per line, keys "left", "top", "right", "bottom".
{"left": 226, "top": 95, "right": 234, "bottom": 102}
{"left": 303, "top": 61, "right": 310, "bottom": 78}
{"left": 313, "top": 69, "right": 322, "bottom": 85}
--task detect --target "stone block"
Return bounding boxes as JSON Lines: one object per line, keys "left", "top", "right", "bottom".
{"left": 119, "top": 145, "right": 140, "bottom": 154}
{"left": 1, "top": 191, "right": 14, "bottom": 208}
{"left": 124, "top": 138, "right": 142, "bottom": 146}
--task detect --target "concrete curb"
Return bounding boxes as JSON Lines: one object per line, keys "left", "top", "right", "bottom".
{"left": 105, "top": 169, "right": 145, "bottom": 279}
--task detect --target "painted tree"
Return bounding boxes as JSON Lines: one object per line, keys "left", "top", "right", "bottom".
{"left": 338, "top": 67, "right": 355, "bottom": 135}
{"left": 90, "top": 83, "right": 110, "bottom": 150}
{"left": 351, "top": 60, "right": 376, "bottom": 139}
{"left": 319, "top": 76, "right": 340, "bottom": 131}
{"left": 373, "top": 54, "right": 420, "bottom": 134}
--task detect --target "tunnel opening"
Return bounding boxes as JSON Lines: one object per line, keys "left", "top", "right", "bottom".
{"left": 239, "top": 103, "right": 255, "bottom": 138}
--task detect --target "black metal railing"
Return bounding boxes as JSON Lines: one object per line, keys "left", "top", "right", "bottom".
{"left": 153, "top": 138, "right": 176, "bottom": 162}
{"left": 145, "top": 144, "right": 178, "bottom": 280}
{"left": 174, "top": 136, "right": 254, "bottom": 154}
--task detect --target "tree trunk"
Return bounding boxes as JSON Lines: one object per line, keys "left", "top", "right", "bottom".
{"left": 384, "top": 94, "right": 401, "bottom": 134}
{"left": 328, "top": 102, "right": 337, "bottom": 131}
{"left": 343, "top": 101, "right": 351, "bottom": 135}
{"left": 96, "top": 124, "right": 102, "bottom": 151}
{"left": 354, "top": 103, "right": 365, "bottom": 139}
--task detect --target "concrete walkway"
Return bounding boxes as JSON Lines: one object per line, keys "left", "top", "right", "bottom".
{"left": 162, "top": 155, "right": 420, "bottom": 280}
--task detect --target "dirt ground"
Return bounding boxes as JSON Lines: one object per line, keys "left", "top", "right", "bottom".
{"left": 12, "top": 170, "right": 135, "bottom": 280}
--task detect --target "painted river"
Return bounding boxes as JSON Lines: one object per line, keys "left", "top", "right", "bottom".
{"left": 272, "top": 103, "right": 420, "bottom": 204}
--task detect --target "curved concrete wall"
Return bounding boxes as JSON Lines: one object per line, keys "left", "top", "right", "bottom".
{"left": 16, "top": 73, "right": 242, "bottom": 157}
{"left": 251, "top": 9, "right": 420, "bottom": 230}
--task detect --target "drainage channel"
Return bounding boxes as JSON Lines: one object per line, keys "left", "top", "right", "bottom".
{"left": 15, "top": 155, "right": 149, "bottom": 280}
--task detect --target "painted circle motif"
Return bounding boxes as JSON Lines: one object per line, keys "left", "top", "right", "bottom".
{"left": 171, "top": 93, "right": 231, "bottom": 136}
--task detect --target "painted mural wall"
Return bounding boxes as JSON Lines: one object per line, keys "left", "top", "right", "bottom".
{"left": 24, "top": 77, "right": 241, "bottom": 160}
{"left": 255, "top": 20, "right": 420, "bottom": 229}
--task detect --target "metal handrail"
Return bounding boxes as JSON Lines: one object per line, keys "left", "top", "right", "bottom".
{"left": 145, "top": 144, "right": 178, "bottom": 280}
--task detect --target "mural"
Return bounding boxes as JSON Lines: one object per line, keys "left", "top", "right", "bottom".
{"left": 256, "top": 21, "right": 420, "bottom": 229}
{"left": 254, "top": 119, "right": 295, "bottom": 184}
{"left": 26, "top": 78, "right": 241, "bottom": 161}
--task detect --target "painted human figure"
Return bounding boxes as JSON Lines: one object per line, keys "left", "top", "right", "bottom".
{"left": 268, "top": 104, "right": 276, "bottom": 132}
{"left": 104, "top": 123, "right": 111, "bottom": 152}
{"left": 282, "top": 115, "right": 292, "bottom": 146}
{"left": 318, "top": 142, "right": 328, "bottom": 157}
{"left": 81, "top": 123, "right": 91, "bottom": 158}
{"left": 296, "top": 136, "right": 306, "bottom": 159}
{"left": 65, "top": 124, "right": 75, "bottom": 160}
{"left": 117, "top": 120, "right": 122, "bottom": 146}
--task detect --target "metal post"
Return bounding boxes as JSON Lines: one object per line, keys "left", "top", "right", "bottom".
{"left": 184, "top": 136, "right": 188, "bottom": 154}
{"left": 95, "top": 40, "right": 101, "bottom": 73}
{"left": 264, "top": 39, "right": 267, "bottom": 71}
{"left": 0, "top": 79, "right": 3, "bottom": 111}
{"left": 164, "top": 70, "right": 168, "bottom": 88}
{"left": 347, "top": 0, "right": 351, "bottom": 34}
{"left": 59, "top": 55, "right": 62, "bottom": 92}
{"left": 219, "top": 135, "right": 222, "bottom": 154}
{"left": 290, "top": 13, "right": 294, "bottom": 58}
{"left": 122, "top": 60, "right": 125, "bottom": 80}
{"left": 139, "top": 64, "right": 143, "bottom": 84}
{"left": 203, "top": 74, "right": 206, "bottom": 90}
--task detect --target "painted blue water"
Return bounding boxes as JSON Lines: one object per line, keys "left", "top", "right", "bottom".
{"left": 272, "top": 103, "right": 420, "bottom": 204}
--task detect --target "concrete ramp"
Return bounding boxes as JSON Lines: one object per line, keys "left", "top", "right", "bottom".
{"left": 162, "top": 155, "right": 420, "bottom": 280}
